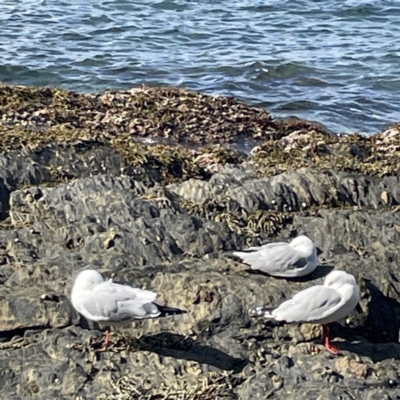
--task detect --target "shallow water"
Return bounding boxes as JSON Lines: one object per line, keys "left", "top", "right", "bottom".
{"left": 1, "top": 0, "right": 400, "bottom": 134}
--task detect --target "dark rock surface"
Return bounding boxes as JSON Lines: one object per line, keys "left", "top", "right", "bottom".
{"left": 1, "top": 84, "right": 400, "bottom": 399}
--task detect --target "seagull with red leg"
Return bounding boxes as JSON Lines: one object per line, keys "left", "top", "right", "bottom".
{"left": 70, "top": 269, "right": 186, "bottom": 351}
{"left": 249, "top": 270, "right": 360, "bottom": 354}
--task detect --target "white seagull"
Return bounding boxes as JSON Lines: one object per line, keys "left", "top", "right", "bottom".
{"left": 250, "top": 270, "right": 360, "bottom": 354}
{"left": 233, "top": 235, "right": 318, "bottom": 278}
{"left": 70, "top": 269, "right": 185, "bottom": 351}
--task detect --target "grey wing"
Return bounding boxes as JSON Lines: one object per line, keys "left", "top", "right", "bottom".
{"left": 77, "top": 289, "right": 121, "bottom": 322}
{"left": 234, "top": 244, "right": 307, "bottom": 277}
{"left": 109, "top": 283, "right": 161, "bottom": 321}
{"left": 81, "top": 282, "right": 159, "bottom": 322}
{"left": 273, "top": 286, "right": 342, "bottom": 322}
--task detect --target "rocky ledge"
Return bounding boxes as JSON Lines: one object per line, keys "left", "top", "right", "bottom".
{"left": 1, "top": 83, "right": 400, "bottom": 400}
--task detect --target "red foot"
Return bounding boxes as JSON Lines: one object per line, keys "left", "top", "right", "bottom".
{"left": 96, "top": 326, "right": 111, "bottom": 353}
{"left": 322, "top": 325, "right": 341, "bottom": 355}
{"left": 324, "top": 341, "right": 341, "bottom": 355}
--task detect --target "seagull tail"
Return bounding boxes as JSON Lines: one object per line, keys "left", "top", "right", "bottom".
{"left": 232, "top": 251, "right": 247, "bottom": 259}
{"left": 156, "top": 304, "right": 187, "bottom": 318}
{"left": 249, "top": 306, "right": 275, "bottom": 319}
{"left": 232, "top": 251, "right": 257, "bottom": 269}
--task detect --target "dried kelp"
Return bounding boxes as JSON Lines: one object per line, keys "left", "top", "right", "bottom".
{"left": 0, "top": 84, "right": 279, "bottom": 145}
{"left": 102, "top": 372, "right": 243, "bottom": 400}
{"left": 249, "top": 127, "right": 400, "bottom": 178}
{"left": 2, "top": 84, "right": 400, "bottom": 188}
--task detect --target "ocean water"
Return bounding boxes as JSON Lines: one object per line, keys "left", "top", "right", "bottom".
{"left": 1, "top": 0, "right": 400, "bottom": 135}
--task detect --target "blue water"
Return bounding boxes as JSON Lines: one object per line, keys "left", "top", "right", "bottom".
{"left": 1, "top": 0, "right": 400, "bottom": 135}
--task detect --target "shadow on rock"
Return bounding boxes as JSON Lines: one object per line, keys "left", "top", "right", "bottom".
{"left": 337, "top": 340, "right": 400, "bottom": 363}
{"left": 245, "top": 264, "right": 334, "bottom": 282}
{"left": 0, "top": 177, "right": 10, "bottom": 220}
{"left": 358, "top": 279, "right": 400, "bottom": 343}
{"left": 130, "top": 332, "right": 248, "bottom": 373}
{"left": 330, "top": 279, "right": 400, "bottom": 361}
{"left": 287, "top": 264, "right": 335, "bottom": 282}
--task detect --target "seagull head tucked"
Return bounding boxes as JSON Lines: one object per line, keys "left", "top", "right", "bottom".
{"left": 73, "top": 269, "right": 104, "bottom": 292}
{"left": 289, "top": 235, "right": 315, "bottom": 257}
{"left": 324, "top": 270, "right": 357, "bottom": 290}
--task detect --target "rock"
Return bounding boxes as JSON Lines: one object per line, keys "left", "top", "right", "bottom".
{"left": 169, "top": 166, "right": 400, "bottom": 212}
{"left": 1, "top": 84, "right": 400, "bottom": 399}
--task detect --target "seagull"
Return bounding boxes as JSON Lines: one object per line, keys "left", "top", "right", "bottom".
{"left": 249, "top": 270, "right": 360, "bottom": 354}
{"left": 233, "top": 235, "right": 318, "bottom": 278}
{"left": 70, "top": 269, "right": 186, "bottom": 351}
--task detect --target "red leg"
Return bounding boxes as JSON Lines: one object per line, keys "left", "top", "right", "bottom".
{"left": 322, "top": 325, "right": 340, "bottom": 355}
{"left": 97, "top": 326, "right": 111, "bottom": 352}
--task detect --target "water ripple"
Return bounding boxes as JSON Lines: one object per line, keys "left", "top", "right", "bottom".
{"left": 0, "top": 0, "right": 400, "bottom": 134}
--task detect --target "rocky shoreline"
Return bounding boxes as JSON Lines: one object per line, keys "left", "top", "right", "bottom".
{"left": 1, "top": 83, "right": 400, "bottom": 399}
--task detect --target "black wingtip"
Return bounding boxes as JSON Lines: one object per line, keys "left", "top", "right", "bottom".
{"left": 157, "top": 304, "right": 188, "bottom": 317}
